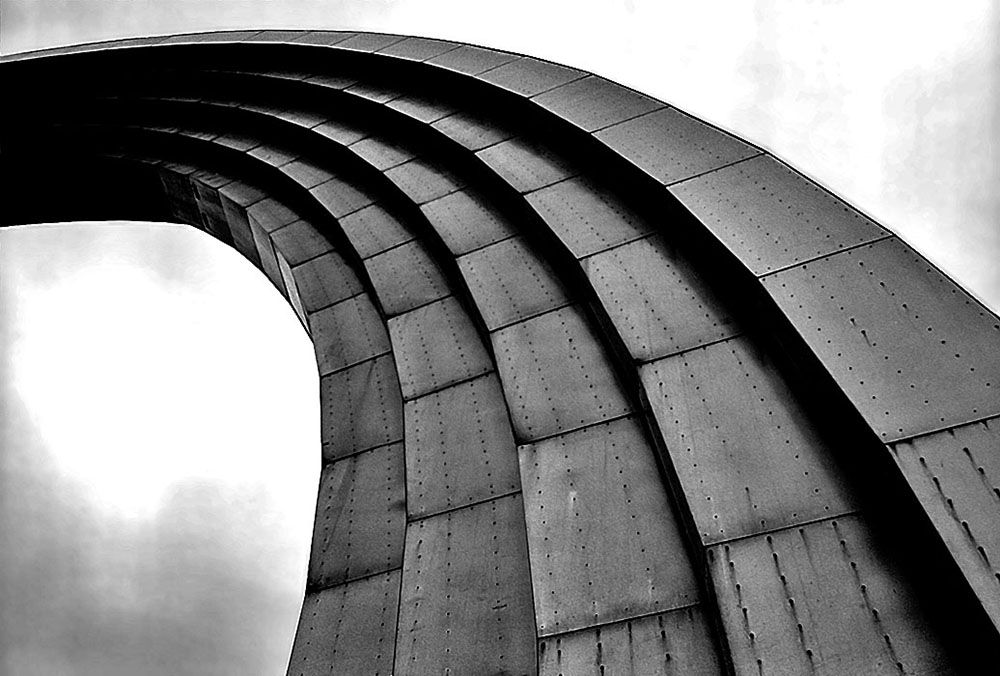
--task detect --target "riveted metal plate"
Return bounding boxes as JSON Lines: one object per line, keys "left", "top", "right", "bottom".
{"left": 584, "top": 235, "right": 739, "bottom": 360}
{"left": 640, "top": 337, "right": 859, "bottom": 544}
{"left": 532, "top": 75, "right": 663, "bottom": 132}
{"left": 538, "top": 605, "right": 722, "bottom": 676}
{"left": 242, "top": 29, "right": 305, "bottom": 42}
{"left": 492, "top": 304, "right": 633, "bottom": 441}
{"left": 595, "top": 108, "right": 758, "bottom": 185}
{"left": 431, "top": 109, "right": 518, "bottom": 151}
{"left": 247, "top": 143, "right": 298, "bottom": 168}
{"left": 458, "top": 236, "right": 573, "bottom": 330}
{"left": 309, "top": 175, "right": 375, "bottom": 218}
{"left": 215, "top": 131, "right": 261, "bottom": 152}
{"left": 219, "top": 194, "right": 261, "bottom": 265}
{"left": 332, "top": 32, "right": 407, "bottom": 53}
{"left": 313, "top": 118, "right": 368, "bottom": 146}
{"left": 302, "top": 72, "right": 359, "bottom": 91}
{"left": 761, "top": 237, "right": 1000, "bottom": 441}
{"left": 349, "top": 136, "right": 416, "bottom": 171}
{"left": 375, "top": 36, "right": 457, "bottom": 62}
{"left": 247, "top": 198, "right": 300, "bottom": 233}
{"left": 669, "top": 155, "right": 888, "bottom": 275}
{"left": 386, "top": 94, "right": 456, "bottom": 124}
{"left": 709, "top": 515, "right": 954, "bottom": 676}
{"left": 309, "top": 295, "right": 391, "bottom": 376}
{"left": 285, "top": 570, "right": 400, "bottom": 676}
{"left": 889, "top": 417, "right": 1000, "bottom": 626}
{"left": 320, "top": 355, "right": 403, "bottom": 462}
{"left": 345, "top": 81, "right": 400, "bottom": 104}
{"left": 394, "top": 494, "right": 536, "bottom": 676}
{"left": 477, "top": 57, "right": 586, "bottom": 97}
{"left": 384, "top": 158, "right": 465, "bottom": 205}
{"left": 274, "top": 107, "right": 329, "bottom": 130}
{"left": 388, "top": 296, "right": 493, "bottom": 399}
{"left": 308, "top": 444, "right": 406, "bottom": 588}
{"left": 271, "top": 219, "right": 335, "bottom": 266}
{"left": 282, "top": 157, "right": 332, "bottom": 189}
{"left": 292, "top": 250, "right": 364, "bottom": 312}
{"left": 526, "top": 176, "right": 655, "bottom": 258}
{"left": 365, "top": 240, "right": 450, "bottom": 316}
{"left": 340, "top": 204, "right": 416, "bottom": 258}
{"left": 426, "top": 44, "right": 519, "bottom": 76}
{"left": 476, "top": 137, "right": 578, "bottom": 193}
{"left": 289, "top": 29, "right": 355, "bottom": 45}
{"left": 420, "top": 189, "right": 518, "bottom": 256}
{"left": 404, "top": 372, "right": 520, "bottom": 518}
{"left": 218, "top": 180, "right": 266, "bottom": 208}
{"left": 247, "top": 212, "right": 286, "bottom": 293}
{"left": 277, "top": 251, "right": 307, "bottom": 325}
{"left": 519, "top": 415, "right": 699, "bottom": 635}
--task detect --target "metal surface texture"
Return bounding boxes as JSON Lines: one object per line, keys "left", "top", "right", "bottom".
{"left": 519, "top": 415, "right": 700, "bottom": 636}
{"left": 4, "top": 31, "right": 999, "bottom": 675}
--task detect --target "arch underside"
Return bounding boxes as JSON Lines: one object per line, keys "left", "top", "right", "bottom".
{"left": 3, "top": 30, "right": 999, "bottom": 675}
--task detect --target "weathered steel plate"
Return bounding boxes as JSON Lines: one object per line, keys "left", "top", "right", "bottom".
{"left": 532, "top": 75, "right": 663, "bottom": 132}
{"left": 386, "top": 94, "right": 455, "bottom": 124}
{"left": 491, "top": 304, "right": 633, "bottom": 441}
{"left": 246, "top": 197, "right": 301, "bottom": 232}
{"left": 313, "top": 118, "right": 368, "bottom": 146}
{"left": 594, "top": 108, "right": 759, "bottom": 185}
{"left": 404, "top": 372, "right": 520, "bottom": 518}
{"left": 761, "top": 237, "right": 1000, "bottom": 441}
{"left": 247, "top": 212, "right": 286, "bottom": 293}
{"left": 708, "top": 515, "right": 954, "bottom": 676}
{"left": 276, "top": 251, "right": 307, "bottom": 325}
{"left": 290, "top": 30, "right": 356, "bottom": 47}
{"left": 332, "top": 32, "right": 407, "bottom": 53}
{"left": 384, "top": 158, "right": 465, "bottom": 205}
{"left": 291, "top": 250, "right": 363, "bottom": 313}
{"left": 285, "top": 570, "right": 400, "bottom": 676}
{"left": 320, "top": 354, "right": 403, "bottom": 462}
{"left": 519, "top": 415, "right": 699, "bottom": 635}
{"left": 271, "top": 219, "right": 335, "bottom": 266}
{"left": 309, "top": 176, "right": 375, "bottom": 218}
{"left": 476, "top": 137, "right": 579, "bottom": 193}
{"left": 640, "top": 337, "right": 859, "bottom": 544}
{"left": 308, "top": 444, "right": 406, "bottom": 588}
{"left": 309, "top": 295, "right": 391, "bottom": 376}
{"left": 538, "top": 605, "right": 722, "bottom": 676}
{"left": 669, "top": 155, "right": 888, "bottom": 275}
{"left": 526, "top": 176, "right": 655, "bottom": 258}
{"left": 217, "top": 180, "right": 266, "bottom": 208}
{"left": 431, "top": 109, "right": 517, "bottom": 151}
{"left": 889, "top": 417, "right": 1000, "bottom": 626}
{"left": 420, "top": 189, "right": 518, "bottom": 256}
{"left": 344, "top": 81, "right": 400, "bottom": 104}
{"left": 247, "top": 143, "right": 298, "bottom": 168}
{"left": 426, "top": 44, "right": 519, "bottom": 76}
{"left": 394, "top": 494, "right": 536, "bottom": 676}
{"left": 388, "top": 296, "right": 493, "bottom": 399}
{"left": 219, "top": 193, "right": 261, "bottom": 265}
{"left": 375, "top": 36, "right": 458, "bottom": 62}
{"left": 477, "top": 56, "right": 586, "bottom": 97}
{"left": 457, "top": 235, "right": 573, "bottom": 330}
{"left": 583, "top": 235, "right": 739, "bottom": 361}
{"left": 349, "top": 136, "right": 416, "bottom": 171}
{"left": 365, "top": 240, "right": 451, "bottom": 316}
{"left": 340, "top": 204, "right": 416, "bottom": 258}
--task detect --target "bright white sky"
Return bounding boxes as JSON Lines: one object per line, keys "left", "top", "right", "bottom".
{"left": 1, "top": 2, "right": 998, "bottom": 675}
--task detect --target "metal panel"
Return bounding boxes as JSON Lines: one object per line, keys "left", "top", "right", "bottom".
{"left": 320, "top": 355, "right": 403, "bottom": 462}
{"left": 313, "top": 118, "right": 368, "bottom": 146}
{"left": 349, "top": 136, "right": 416, "bottom": 171}
{"left": 309, "top": 295, "right": 391, "bottom": 376}
{"left": 332, "top": 32, "right": 407, "bottom": 53}
{"left": 532, "top": 75, "right": 663, "bottom": 132}
{"left": 384, "top": 158, "right": 465, "bottom": 205}
{"left": 219, "top": 193, "right": 261, "bottom": 266}
{"left": 340, "top": 204, "right": 416, "bottom": 258}
{"left": 889, "top": 417, "right": 1000, "bottom": 627}
{"left": 420, "top": 189, "right": 518, "bottom": 256}
{"left": 217, "top": 180, "right": 266, "bottom": 208}
{"left": 538, "top": 605, "right": 722, "bottom": 676}
{"left": 457, "top": 236, "right": 573, "bottom": 330}
{"left": 426, "top": 44, "right": 519, "bottom": 76}
{"left": 388, "top": 296, "right": 493, "bottom": 399}
{"left": 708, "top": 515, "right": 956, "bottom": 676}
{"left": 761, "top": 237, "right": 1000, "bottom": 441}
{"left": 386, "top": 94, "right": 455, "bottom": 124}
{"left": 248, "top": 143, "right": 298, "bottom": 168}
{"left": 345, "top": 81, "right": 400, "bottom": 104}
{"left": 285, "top": 570, "right": 400, "bottom": 676}
{"left": 519, "top": 415, "right": 700, "bottom": 636}
{"left": 274, "top": 107, "right": 329, "bottom": 130}
{"left": 365, "top": 240, "right": 451, "bottom": 316}
{"left": 291, "top": 250, "right": 363, "bottom": 313}
{"left": 640, "top": 337, "right": 859, "bottom": 544}
{"left": 247, "top": 198, "right": 300, "bottom": 232}
{"left": 583, "top": 235, "right": 739, "bottom": 361}
{"left": 308, "top": 444, "right": 406, "bottom": 588}
{"left": 476, "top": 137, "right": 578, "bottom": 193}
{"left": 291, "top": 30, "right": 356, "bottom": 47}
{"left": 404, "top": 372, "right": 520, "bottom": 518}
{"left": 394, "top": 494, "right": 536, "bottom": 676}
{"left": 271, "top": 219, "right": 335, "bottom": 266}
{"left": 309, "top": 176, "right": 375, "bottom": 218}
{"left": 491, "top": 304, "right": 633, "bottom": 441}
{"left": 526, "top": 176, "right": 655, "bottom": 258}
{"left": 594, "top": 108, "right": 759, "bottom": 185}
{"left": 277, "top": 250, "right": 307, "bottom": 325}
{"left": 247, "top": 212, "right": 287, "bottom": 293}
{"left": 215, "top": 131, "right": 261, "bottom": 152}
{"left": 477, "top": 56, "right": 587, "bottom": 97}
{"left": 375, "top": 36, "right": 457, "bottom": 62}
{"left": 282, "top": 157, "right": 333, "bottom": 189}
{"left": 668, "top": 155, "right": 888, "bottom": 275}
{"left": 431, "top": 109, "right": 517, "bottom": 151}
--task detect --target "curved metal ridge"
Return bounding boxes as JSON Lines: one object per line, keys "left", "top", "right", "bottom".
{"left": 3, "top": 30, "right": 999, "bottom": 676}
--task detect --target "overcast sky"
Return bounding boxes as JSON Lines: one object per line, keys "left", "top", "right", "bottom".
{"left": 1, "top": 2, "right": 998, "bottom": 675}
